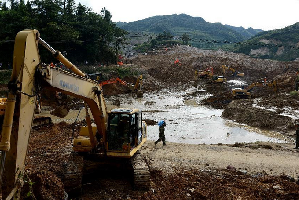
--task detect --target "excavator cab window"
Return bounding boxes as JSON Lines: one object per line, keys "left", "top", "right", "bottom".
{"left": 107, "top": 111, "right": 142, "bottom": 151}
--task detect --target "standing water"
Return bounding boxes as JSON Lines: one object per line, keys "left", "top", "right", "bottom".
{"left": 112, "top": 88, "right": 286, "bottom": 144}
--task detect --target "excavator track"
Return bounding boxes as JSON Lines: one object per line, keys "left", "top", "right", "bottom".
{"left": 131, "top": 152, "right": 150, "bottom": 190}
{"left": 80, "top": 153, "right": 151, "bottom": 190}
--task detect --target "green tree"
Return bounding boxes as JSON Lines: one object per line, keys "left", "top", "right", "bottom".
{"left": 150, "top": 39, "right": 157, "bottom": 48}
{"left": 0, "top": 0, "right": 127, "bottom": 67}
{"left": 181, "top": 33, "right": 190, "bottom": 45}
{"left": 8, "top": 0, "right": 18, "bottom": 10}
{"left": 156, "top": 31, "right": 173, "bottom": 41}
{"left": 63, "top": 0, "right": 75, "bottom": 21}
{"left": 0, "top": 1, "right": 8, "bottom": 11}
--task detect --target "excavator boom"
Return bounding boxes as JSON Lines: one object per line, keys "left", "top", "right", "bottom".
{"left": 0, "top": 29, "right": 107, "bottom": 199}
{"left": 0, "top": 29, "right": 40, "bottom": 198}
{"left": 0, "top": 29, "right": 149, "bottom": 198}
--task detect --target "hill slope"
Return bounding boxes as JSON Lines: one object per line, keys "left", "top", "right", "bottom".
{"left": 233, "top": 22, "right": 299, "bottom": 61}
{"left": 117, "top": 14, "right": 263, "bottom": 49}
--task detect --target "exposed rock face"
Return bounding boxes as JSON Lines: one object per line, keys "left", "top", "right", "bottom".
{"left": 250, "top": 47, "right": 270, "bottom": 56}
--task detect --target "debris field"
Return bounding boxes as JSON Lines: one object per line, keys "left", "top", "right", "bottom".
{"left": 11, "top": 45, "right": 299, "bottom": 199}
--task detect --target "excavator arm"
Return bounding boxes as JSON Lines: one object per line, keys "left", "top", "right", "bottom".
{"left": 0, "top": 29, "right": 40, "bottom": 199}
{"left": 0, "top": 29, "right": 149, "bottom": 198}
{"left": 222, "top": 65, "right": 244, "bottom": 77}
{"left": 40, "top": 65, "right": 108, "bottom": 142}
{"left": 0, "top": 29, "right": 108, "bottom": 199}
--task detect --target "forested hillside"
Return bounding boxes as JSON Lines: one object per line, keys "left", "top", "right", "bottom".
{"left": 224, "top": 25, "right": 263, "bottom": 39}
{"left": 0, "top": 0, "right": 127, "bottom": 68}
{"left": 233, "top": 22, "right": 299, "bottom": 61}
{"left": 117, "top": 14, "right": 263, "bottom": 49}
{"left": 2, "top": 0, "right": 298, "bottom": 65}
{"left": 118, "top": 13, "right": 299, "bottom": 61}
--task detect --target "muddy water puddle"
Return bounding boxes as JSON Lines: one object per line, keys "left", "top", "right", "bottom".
{"left": 115, "top": 89, "right": 287, "bottom": 144}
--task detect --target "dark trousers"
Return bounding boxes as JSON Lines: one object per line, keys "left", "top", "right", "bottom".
{"left": 155, "top": 127, "right": 166, "bottom": 145}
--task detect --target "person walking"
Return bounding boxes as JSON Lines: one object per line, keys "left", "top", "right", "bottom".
{"left": 155, "top": 120, "right": 166, "bottom": 146}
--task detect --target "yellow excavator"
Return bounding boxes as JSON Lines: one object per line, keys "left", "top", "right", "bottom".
{"left": 194, "top": 69, "right": 213, "bottom": 79}
{"left": 0, "top": 29, "right": 149, "bottom": 199}
{"left": 194, "top": 67, "right": 226, "bottom": 83}
{"left": 232, "top": 80, "right": 277, "bottom": 98}
{"left": 222, "top": 65, "right": 244, "bottom": 77}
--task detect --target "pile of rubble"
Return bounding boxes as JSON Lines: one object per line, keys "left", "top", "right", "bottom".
{"left": 132, "top": 45, "right": 299, "bottom": 136}
{"left": 16, "top": 45, "right": 299, "bottom": 199}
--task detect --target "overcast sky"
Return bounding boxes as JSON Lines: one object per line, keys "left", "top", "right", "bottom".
{"left": 74, "top": 0, "right": 299, "bottom": 31}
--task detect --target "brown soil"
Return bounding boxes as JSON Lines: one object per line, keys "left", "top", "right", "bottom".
{"left": 4, "top": 45, "right": 299, "bottom": 199}
{"left": 23, "top": 124, "right": 299, "bottom": 199}
{"left": 132, "top": 46, "right": 299, "bottom": 135}
{"left": 222, "top": 99, "right": 295, "bottom": 135}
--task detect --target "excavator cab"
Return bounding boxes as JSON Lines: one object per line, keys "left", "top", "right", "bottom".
{"left": 0, "top": 29, "right": 149, "bottom": 198}
{"left": 106, "top": 108, "right": 147, "bottom": 158}
{"left": 72, "top": 108, "right": 147, "bottom": 157}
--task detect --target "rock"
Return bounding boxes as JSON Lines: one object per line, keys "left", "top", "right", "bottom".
{"left": 227, "top": 165, "right": 236, "bottom": 171}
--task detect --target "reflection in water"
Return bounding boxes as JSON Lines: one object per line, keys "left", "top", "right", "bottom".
{"left": 115, "top": 90, "right": 286, "bottom": 145}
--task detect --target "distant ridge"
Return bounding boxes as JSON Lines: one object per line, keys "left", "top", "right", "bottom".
{"left": 116, "top": 14, "right": 263, "bottom": 48}
{"left": 233, "top": 22, "right": 299, "bottom": 61}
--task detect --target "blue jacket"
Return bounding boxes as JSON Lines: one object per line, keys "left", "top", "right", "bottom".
{"left": 158, "top": 120, "right": 166, "bottom": 127}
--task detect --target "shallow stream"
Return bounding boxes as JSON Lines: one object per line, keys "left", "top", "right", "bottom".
{"left": 118, "top": 88, "right": 287, "bottom": 144}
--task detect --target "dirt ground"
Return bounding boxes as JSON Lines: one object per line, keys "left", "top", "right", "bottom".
{"left": 5, "top": 45, "right": 299, "bottom": 199}
{"left": 21, "top": 122, "right": 299, "bottom": 200}
{"left": 24, "top": 124, "right": 299, "bottom": 200}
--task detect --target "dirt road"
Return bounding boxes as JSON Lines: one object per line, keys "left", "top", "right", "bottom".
{"left": 78, "top": 141, "right": 299, "bottom": 199}
{"left": 143, "top": 141, "right": 299, "bottom": 178}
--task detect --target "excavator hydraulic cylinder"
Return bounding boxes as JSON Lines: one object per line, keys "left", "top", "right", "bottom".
{"left": 38, "top": 37, "right": 86, "bottom": 77}
{"left": 0, "top": 93, "right": 16, "bottom": 151}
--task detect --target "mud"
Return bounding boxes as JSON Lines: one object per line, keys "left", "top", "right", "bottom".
{"left": 132, "top": 46, "right": 299, "bottom": 136}
{"left": 22, "top": 122, "right": 74, "bottom": 199}
{"left": 23, "top": 122, "right": 299, "bottom": 199}
{"left": 4, "top": 45, "right": 299, "bottom": 199}
{"left": 115, "top": 91, "right": 286, "bottom": 144}
{"left": 21, "top": 170, "right": 65, "bottom": 200}
{"left": 222, "top": 99, "right": 296, "bottom": 135}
